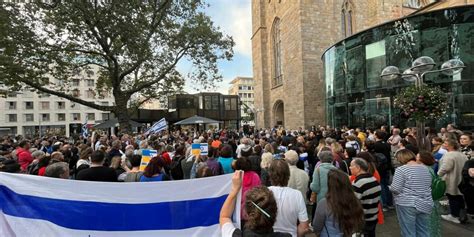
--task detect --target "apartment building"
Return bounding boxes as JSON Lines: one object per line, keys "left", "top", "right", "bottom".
{"left": 229, "top": 77, "right": 255, "bottom": 126}
{"left": 0, "top": 76, "right": 115, "bottom": 137}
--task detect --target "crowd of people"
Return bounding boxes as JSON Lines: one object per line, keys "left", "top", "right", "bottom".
{"left": 0, "top": 124, "right": 473, "bottom": 237}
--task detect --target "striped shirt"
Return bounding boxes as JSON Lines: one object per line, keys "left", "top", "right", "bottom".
{"left": 352, "top": 173, "right": 381, "bottom": 222}
{"left": 390, "top": 164, "right": 433, "bottom": 214}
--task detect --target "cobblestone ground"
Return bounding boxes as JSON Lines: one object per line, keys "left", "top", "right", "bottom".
{"left": 305, "top": 204, "right": 474, "bottom": 237}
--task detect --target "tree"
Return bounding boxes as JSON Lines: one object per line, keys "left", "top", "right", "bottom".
{"left": 0, "top": 0, "right": 234, "bottom": 132}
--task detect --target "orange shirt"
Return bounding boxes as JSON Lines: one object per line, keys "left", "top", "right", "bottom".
{"left": 211, "top": 140, "right": 222, "bottom": 148}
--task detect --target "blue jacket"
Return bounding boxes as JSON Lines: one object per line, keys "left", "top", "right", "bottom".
{"left": 311, "top": 163, "right": 337, "bottom": 202}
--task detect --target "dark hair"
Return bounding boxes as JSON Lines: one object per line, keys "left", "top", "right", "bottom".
{"left": 244, "top": 186, "right": 278, "bottom": 232}
{"left": 375, "top": 130, "right": 386, "bottom": 140}
{"left": 90, "top": 150, "right": 105, "bottom": 163}
{"left": 219, "top": 145, "right": 233, "bottom": 158}
{"left": 345, "top": 147, "right": 357, "bottom": 159}
{"left": 417, "top": 151, "right": 435, "bottom": 166}
{"left": 143, "top": 156, "right": 165, "bottom": 178}
{"left": 37, "top": 155, "right": 52, "bottom": 168}
{"left": 130, "top": 154, "right": 142, "bottom": 167}
{"left": 364, "top": 140, "right": 375, "bottom": 152}
{"left": 268, "top": 159, "right": 290, "bottom": 186}
{"left": 19, "top": 140, "right": 29, "bottom": 148}
{"left": 234, "top": 157, "right": 252, "bottom": 172}
{"left": 399, "top": 139, "right": 409, "bottom": 147}
{"left": 326, "top": 169, "right": 364, "bottom": 236}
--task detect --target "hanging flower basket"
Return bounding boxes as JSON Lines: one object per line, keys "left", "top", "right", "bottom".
{"left": 393, "top": 85, "right": 448, "bottom": 121}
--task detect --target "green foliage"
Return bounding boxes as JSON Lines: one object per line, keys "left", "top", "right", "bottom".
{"left": 0, "top": 0, "right": 234, "bottom": 131}
{"left": 393, "top": 85, "right": 448, "bottom": 121}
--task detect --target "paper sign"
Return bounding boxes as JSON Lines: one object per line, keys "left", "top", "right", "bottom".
{"left": 140, "top": 149, "right": 158, "bottom": 171}
{"left": 191, "top": 143, "right": 209, "bottom": 157}
{"left": 200, "top": 143, "right": 208, "bottom": 156}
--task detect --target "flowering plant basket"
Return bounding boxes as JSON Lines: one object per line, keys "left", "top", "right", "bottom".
{"left": 393, "top": 85, "right": 448, "bottom": 121}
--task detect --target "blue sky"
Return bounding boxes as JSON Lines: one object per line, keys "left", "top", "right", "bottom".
{"left": 180, "top": 0, "right": 252, "bottom": 94}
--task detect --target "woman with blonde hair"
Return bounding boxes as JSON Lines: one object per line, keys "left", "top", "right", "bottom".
{"left": 264, "top": 143, "right": 274, "bottom": 154}
{"left": 260, "top": 152, "right": 273, "bottom": 187}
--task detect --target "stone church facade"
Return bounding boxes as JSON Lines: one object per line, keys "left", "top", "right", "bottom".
{"left": 251, "top": 0, "right": 436, "bottom": 129}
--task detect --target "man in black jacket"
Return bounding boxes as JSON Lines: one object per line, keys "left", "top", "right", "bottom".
{"left": 374, "top": 130, "right": 394, "bottom": 211}
{"left": 76, "top": 150, "right": 117, "bottom": 182}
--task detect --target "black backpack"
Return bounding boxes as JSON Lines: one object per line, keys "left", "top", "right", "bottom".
{"left": 374, "top": 152, "right": 388, "bottom": 172}
{"left": 170, "top": 155, "right": 185, "bottom": 180}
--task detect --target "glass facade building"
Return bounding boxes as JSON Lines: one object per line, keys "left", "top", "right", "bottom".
{"left": 323, "top": 6, "right": 474, "bottom": 130}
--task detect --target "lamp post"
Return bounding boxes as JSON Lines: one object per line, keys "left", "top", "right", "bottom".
{"left": 380, "top": 56, "right": 465, "bottom": 151}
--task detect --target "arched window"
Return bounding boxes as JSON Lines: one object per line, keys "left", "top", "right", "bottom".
{"left": 342, "top": 0, "right": 354, "bottom": 37}
{"left": 272, "top": 18, "right": 283, "bottom": 87}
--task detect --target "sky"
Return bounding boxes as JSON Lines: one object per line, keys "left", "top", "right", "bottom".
{"left": 179, "top": 0, "right": 253, "bottom": 95}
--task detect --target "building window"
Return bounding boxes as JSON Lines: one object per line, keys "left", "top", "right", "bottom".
{"left": 224, "top": 98, "right": 231, "bottom": 110}
{"left": 100, "top": 101, "right": 109, "bottom": 106}
{"left": 212, "top": 96, "right": 219, "bottom": 110}
{"left": 86, "top": 79, "right": 95, "bottom": 87}
{"left": 7, "top": 114, "right": 17, "bottom": 122}
{"left": 40, "top": 101, "right": 50, "bottom": 110}
{"left": 25, "top": 101, "right": 34, "bottom": 109}
{"left": 102, "top": 113, "right": 110, "bottom": 120}
{"left": 342, "top": 1, "right": 355, "bottom": 37}
{"left": 72, "top": 89, "right": 80, "bottom": 98}
{"left": 72, "top": 79, "right": 80, "bottom": 87}
{"left": 57, "top": 102, "right": 65, "bottom": 110}
{"left": 25, "top": 114, "right": 34, "bottom": 122}
{"left": 41, "top": 113, "right": 50, "bottom": 122}
{"left": 57, "top": 113, "right": 66, "bottom": 121}
{"left": 86, "top": 89, "right": 95, "bottom": 99}
{"left": 7, "top": 102, "right": 16, "bottom": 110}
{"left": 72, "top": 113, "right": 81, "bottom": 121}
{"left": 272, "top": 18, "right": 283, "bottom": 87}
{"left": 87, "top": 113, "right": 95, "bottom": 121}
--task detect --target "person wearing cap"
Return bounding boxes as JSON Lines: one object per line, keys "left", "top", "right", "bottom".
{"left": 285, "top": 150, "right": 309, "bottom": 203}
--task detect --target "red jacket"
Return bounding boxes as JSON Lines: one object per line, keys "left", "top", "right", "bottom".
{"left": 17, "top": 148, "right": 33, "bottom": 171}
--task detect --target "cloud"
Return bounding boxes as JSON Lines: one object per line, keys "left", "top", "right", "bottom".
{"left": 206, "top": 0, "right": 252, "bottom": 57}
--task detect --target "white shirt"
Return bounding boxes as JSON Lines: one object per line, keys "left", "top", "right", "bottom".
{"left": 269, "top": 186, "right": 308, "bottom": 237}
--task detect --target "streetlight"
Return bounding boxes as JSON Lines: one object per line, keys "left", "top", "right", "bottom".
{"left": 380, "top": 56, "right": 465, "bottom": 150}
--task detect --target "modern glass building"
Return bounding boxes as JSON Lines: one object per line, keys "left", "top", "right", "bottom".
{"left": 323, "top": 6, "right": 474, "bottom": 130}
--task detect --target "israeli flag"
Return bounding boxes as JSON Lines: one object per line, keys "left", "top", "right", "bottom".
{"left": 145, "top": 118, "right": 168, "bottom": 136}
{"left": 81, "top": 119, "right": 89, "bottom": 138}
{"left": 0, "top": 173, "right": 240, "bottom": 237}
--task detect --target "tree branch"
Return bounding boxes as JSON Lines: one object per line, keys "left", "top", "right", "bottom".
{"left": 124, "top": 46, "right": 189, "bottom": 95}
{"left": 118, "top": 0, "right": 171, "bottom": 81}
{"left": 20, "top": 79, "right": 112, "bottom": 111}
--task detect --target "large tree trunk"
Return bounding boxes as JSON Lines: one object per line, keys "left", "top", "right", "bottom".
{"left": 114, "top": 95, "right": 132, "bottom": 134}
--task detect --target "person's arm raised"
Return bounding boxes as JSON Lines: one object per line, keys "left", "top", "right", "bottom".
{"left": 219, "top": 170, "right": 242, "bottom": 227}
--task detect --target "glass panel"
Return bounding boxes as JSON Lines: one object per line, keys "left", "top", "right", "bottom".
{"left": 348, "top": 102, "right": 364, "bottom": 128}
{"left": 457, "top": 23, "right": 474, "bottom": 81}
{"left": 204, "top": 96, "right": 212, "bottom": 110}
{"left": 365, "top": 40, "right": 386, "bottom": 88}
{"left": 230, "top": 98, "right": 237, "bottom": 110}
{"left": 421, "top": 27, "right": 450, "bottom": 83}
{"left": 365, "top": 97, "right": 391, "bottom": 129}
{"left": 212, "top": 96, "right": 219, "bottom": 110}
{"left": 334, "top": 103, "right": 347, "bottom": 128}
{"left": 325, "top": 47, "right": 336, "bottom": 97}
{"left": 346, "top": 45, "right": 365, "bottom": 93}
{"left": 224, "top": 98, "right": 231, "bottom": 110}
{"left": 334, "top": 47, "right": 345, "bottom": 95}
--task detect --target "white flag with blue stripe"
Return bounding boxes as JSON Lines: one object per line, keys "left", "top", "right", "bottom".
{"left": 145, "top": 118, "right": 167, "bottom": 136}
{"left": 0, "top": 173, "right": 240, "bottom": 237}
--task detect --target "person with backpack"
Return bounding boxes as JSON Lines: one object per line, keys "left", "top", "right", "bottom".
{"left": 169, "top": 145, "right": 186, "bottom": 180}
{"left": 390, "top": 149, "right": 433, "bottom": 237}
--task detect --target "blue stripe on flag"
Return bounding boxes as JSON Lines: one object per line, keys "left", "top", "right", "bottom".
{"left": 0, "top": 185, "right": 226, "bottom": 231}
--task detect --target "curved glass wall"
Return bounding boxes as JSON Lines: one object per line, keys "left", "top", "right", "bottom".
{"left": 323, "top": 6, "right": 474, "bottom": 130}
